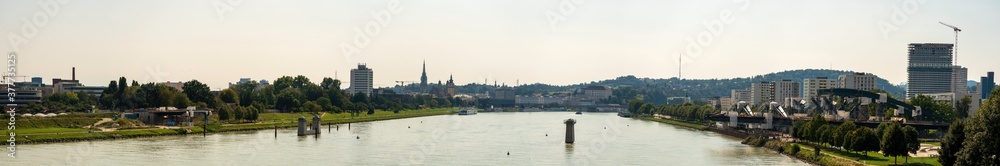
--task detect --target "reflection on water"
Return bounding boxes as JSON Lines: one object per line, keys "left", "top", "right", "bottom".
{"left": 5, "top": 112, "right": 807, "bottom": 165}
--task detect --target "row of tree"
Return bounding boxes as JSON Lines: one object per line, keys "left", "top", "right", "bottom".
{"left": 217, "top": 104, "right": 261, "bottom": 122}
{"left": 793, "top": 116, "right": 921, "bottom": 164}
{"left": 626, "top": 100, "right": 714, "bottom": 123}
{"left": 937, "top": 88, "right": 1000, "bottom": 165}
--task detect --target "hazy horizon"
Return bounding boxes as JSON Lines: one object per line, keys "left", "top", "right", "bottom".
{"left": 2, "top": 0, "right": 998, "bottom": 89}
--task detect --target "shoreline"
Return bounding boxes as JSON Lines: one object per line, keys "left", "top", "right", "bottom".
{"left": 14, "top": 109, "right": 456, "bottom": 144}
{"left": 635, "top": 117, "right": 836, "bottom": 165}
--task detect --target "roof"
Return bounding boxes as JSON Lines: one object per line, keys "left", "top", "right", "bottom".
{"left": 584, "top": 86, "right": 610, "bottom": 91}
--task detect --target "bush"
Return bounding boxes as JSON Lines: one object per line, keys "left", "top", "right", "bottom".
{"left": 788, "top": 144, "right": 801, "bottom": 154}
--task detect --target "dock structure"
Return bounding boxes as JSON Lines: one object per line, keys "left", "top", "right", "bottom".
{"left": 298, "top": 116, "right": 322, "bottom": 136}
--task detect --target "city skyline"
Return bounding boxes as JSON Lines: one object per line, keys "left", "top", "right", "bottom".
{"left": 2, "top": 0, "right": 999, "bottom": 89}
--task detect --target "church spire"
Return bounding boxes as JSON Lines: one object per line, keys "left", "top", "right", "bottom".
{"left": 420, "top": 60, "right": 428, "bottom": 92}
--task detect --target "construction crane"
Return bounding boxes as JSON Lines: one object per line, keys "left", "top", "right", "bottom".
{"left": 939, "top": 22, "right": 962, "bottom": 64}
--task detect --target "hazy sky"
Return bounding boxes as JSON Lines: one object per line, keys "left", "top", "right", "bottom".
{"left": 2, "top": 0, "right": 998, "bottom": 89}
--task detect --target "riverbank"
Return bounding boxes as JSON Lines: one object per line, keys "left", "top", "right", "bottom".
{"left": 11, "top": 108, "right": 457, "bottom": 144}
{"left": 638, "top": 116, "right": 942, "bottom": 166}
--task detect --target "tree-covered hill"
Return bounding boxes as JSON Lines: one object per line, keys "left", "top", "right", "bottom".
{"left": 450, "top": 69, "right": 905, "bottom": 105}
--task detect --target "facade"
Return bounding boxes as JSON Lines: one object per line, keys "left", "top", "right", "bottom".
{"left": 803, "top": 77, "right": 836, "bottom": 99}
{"left": 719, "top": 97, "right": 733, "bottom": 111}
{"left": 907, "top": 43, "right": 954, "bottom": 99}
{"left": 838, "top": 72, "right": 877, "bottom": 91}
{"left": 582, "top": 86, "right": 612, "bottom": 100}
{"left": 773, "top": 80, "right": 801, "bottom": 105}
{"left": 952, "top": 66, "right": 968, "bottom": 95}
{"left": 749, "top": 80, "right": 799, "bottom": 105}
{"left": 515, "top": 95, "right": 568, "bottom": 105}
{"left": 349, "top": 64, "right": 374, "bottom": 95}
{"left": 0, "top": 82, "right": 45, "bottom": 104}
{"left": 731, "top": 89, "right": 752, "bottom": 104}
{"left": 751, "top": 82, "right": 773, "bottom": 105}
{"left": 492, "top": 87, "right": 515, "bottom": 100}
{"left": 982, "top": 72, "right": 995, "bottom": 99}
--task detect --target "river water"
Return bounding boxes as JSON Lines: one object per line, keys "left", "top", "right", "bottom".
{"left": 4, "top": 112, "right": 807, "bottom": 165}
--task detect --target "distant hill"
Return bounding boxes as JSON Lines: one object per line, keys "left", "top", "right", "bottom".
{"left": 450, "top": 69, "right": 905, "bottom": 104}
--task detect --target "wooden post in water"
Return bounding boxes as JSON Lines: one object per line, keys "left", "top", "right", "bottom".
{"left": 274, "top": 126, "right": 277, "bottom": 138}
{"left": 564, "top": 119, "right": 576, "bottom": 143}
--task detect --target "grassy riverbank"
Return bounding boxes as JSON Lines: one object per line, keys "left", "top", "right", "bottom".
{"left": 744, "top": 136, "right": 941, "bottom": 166}
{"left": 9, "top": 108, "right": 457, "bottom": 144}
{"left": 640, "top": 117, "right": 940, "bottom": 166}
{"left": 638, "top": 117, "right": 708, "bottom": 130}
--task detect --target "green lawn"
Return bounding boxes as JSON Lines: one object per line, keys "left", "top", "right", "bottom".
{"left": 793, "top": 143, "right": 941, "bottom": 166}
{"left": 922, "top": 141, "right": 941, "bottom": 147}
{"left": 10, "top": 127, "right": 89, "bottom": 135}
{"left": 16, "top": 108, "right": 457, "bottom": 143}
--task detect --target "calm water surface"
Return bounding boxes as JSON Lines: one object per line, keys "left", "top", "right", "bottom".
{"left": 5, "top": 112, "right": 808, "bottom": 165}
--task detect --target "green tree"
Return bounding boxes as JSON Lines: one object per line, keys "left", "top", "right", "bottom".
{"left": 639, "top": 103, "right": 654, "bottom": 115}
{"left": 234, "top": 106, "right": 246, "bottom": 122}
{"left": 833, "top": 121, "right": 857, "bottom": 148}
{"left": 808, "top": 115, "right": 828, "bottom": 143}
{"left": 275, "top": 88, "right": 305, "bottom": 111}
{"left": 219, "top": 89, "right": 239, "bottom": 105}
{"left": 183, "top": 80, "right": 215, "bottom": 108}
{"left": 627, "top": 99, "right": 643, "bottom": 115}
{"left": 172, "top": 92, "right": 191, "bottom": 108}
{"left": 875, "top": 122, "right": 889, "bottom": 139}
{"left": 846, "top": 127, "right": 878, "bottom": 155}
{"left": 956, "top": 96, "right": 971, "bottom": 119}
{"left": 955, "top": 89, "right": 1000, "bottom": 165}
{"left": 903, "top": 125, "right": 920, "bottom": 163}
{"left": 939, "top": 120, "right": 965, "bottom": 166}
{"left": 881, "top": 123, "right": 908, "bottom": 164}
{"left": 234, "top": 81, "right": 259, "bottom": 107}
{"left": 818, "top": 125, "right": 833, "bottom": 146}
{"left": 303, "top": 101, "right": 321, "bottom": 112}
{"left": 218, "top": 104, "right": 232, "bottom": 121}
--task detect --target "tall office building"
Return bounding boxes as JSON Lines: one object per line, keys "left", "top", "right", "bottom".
{"left": 906, "top": 43, "right": 953, "bottom": 99}
{"left": 952, "top": 66, "right": 968, "bottom": 95}
{"left": 749, "top": 80, "right": 800, "bottom": 105}
{"left": 838, "top": 72, "right": 878, "bottom": 91}
{"left": 983, "top": 72, "right": 995, "bottom": 99}
{"left": 751, "top": 82, "right": 773, "bottom": 105}
{"left": 773, "top": 80, "right": 801, "bottom": 105}
{"left": 350, "top": 64, "right": 374, "bottom": 95}
{"left": 803, "top": 77, "right": 836, "bottom": 99}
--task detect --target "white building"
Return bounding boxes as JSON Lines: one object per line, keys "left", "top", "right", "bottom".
{"left": 731, "top": 89, "right": 752, "bottom": 104}
{"left": 803, "top": 77, "right": 837, "bottom": 99}
{"left": 839, "top": 72, "right": 877, "bottom": 91}
{"left": 719, "top": 97, "right": 733, "bottom": 111}
{"left": 773, "top": 80, "right": 801, "bottom": 105}
{"left": 582, "top": 86, "right": 612, "bottom": 100}
{"left": 751, "top": 82, "right": 773, "bottom": 105}
{"left": 349, "top": 64, "right": 374, "bottom": 95}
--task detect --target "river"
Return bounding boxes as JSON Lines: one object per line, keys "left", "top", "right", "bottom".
{"left": 4, "top": 112, "right": 807, "bottom": 165}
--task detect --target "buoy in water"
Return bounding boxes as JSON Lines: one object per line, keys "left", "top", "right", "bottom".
{"left": 545, "top": 134, "right": 548, "bottom": 136}
{"left": 507, "top": 151, "right": 510, "bottom": 155}
{"left": 357, "top": 136, "right": 360, "bottom": 139}
{"left": 408, "top": 126, "right": 411, "bottom": 128}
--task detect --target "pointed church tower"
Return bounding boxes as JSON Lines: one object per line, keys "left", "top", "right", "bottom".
{"left": 420, "top": 60, "right": 428, "bottom": 93}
